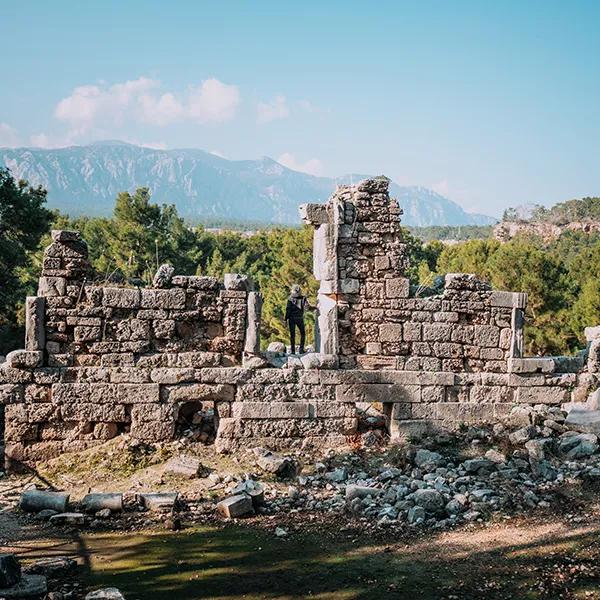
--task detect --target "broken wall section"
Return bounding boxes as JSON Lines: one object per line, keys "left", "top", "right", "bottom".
{"left": 302, "top": 178, "right": 526, "bottom": 372}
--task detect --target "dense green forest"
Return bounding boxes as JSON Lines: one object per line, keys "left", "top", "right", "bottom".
{"left": 502, "top": 197, "right": 600, "bottom": 225}
{"left": 408, "top": 225, "right": 494, "bottom": 242}
{"left": 1, "top": 168, "right": 599, "bottom": 357}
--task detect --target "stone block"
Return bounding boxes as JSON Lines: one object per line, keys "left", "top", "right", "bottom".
{"left": 74, "top": 326, "right": 102, "bottom": 342}
{"left": 516, "top": 386, "right": 570, "bottom": 405}
{"left": 117, "top": 383, "right": 160, "bottom": 404}
{"left": 473, "top": 325, "right": 501, "bottom": 347}
{"left": 244, "top": 291, "right": 262, "bottom": 354}
{"left": 6, "top": 350, "right": 43, "bottom": 369}
{"left": 403, "top": 322, "right": 421, "bottom": 341}
{"left": 385, "top": 277, "right": 410, "bottom": 298}
{"left": 336, "top": 383, "right": 420, "bottom": 403}
{"left": 162, "top": 383, "right": 235, "bottom": 403}
{"left": 38, "top": 276, "right": 66, "bottom": 297}
{"left": 102, "top": 287, "right": 139, "bottom": 308}
{"left": 231, "top": 402, "right": 310, "bottom": 419}
{"left": 379, "top": 323, "right": 403, "bottom": 343}
{"left": 340, "top": 278, "right": 360, "bottom": 294}
{"left": 25, "top": 297, "right": 45, "bottom": 351}
{"left": 490, "top": 290, "right": 527, "bottom": 309}
{"left": 217, "top": 494, "right": 254, "bottom": 519}
{"left": 130, "top": 420, "right": 175, "bottom": 441}
{"left": 508, "top": 357, "right": 555, "bottom": 374}
{"left": 423, "top": 323, "right": 452, "bottom": 342}
{"left": 150, "top": 368, "right": 196, "bottom": 384}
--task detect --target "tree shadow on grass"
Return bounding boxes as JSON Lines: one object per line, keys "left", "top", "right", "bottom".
{"left": 79, "top": 520, "right": 600, "bottom": 600}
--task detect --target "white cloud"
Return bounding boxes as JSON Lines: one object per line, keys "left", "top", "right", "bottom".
{"left": 53, "top": 76, "right": 241, "bottom": 139}
{"left": 55, "top": 77, "right": 159, "bottom": 132}
{"left": 0, "top": 123, "right": 19, "bottom": 147}
{"left": 277, "top": 152, "right": 323, "bottom": 176}
{"left": 257, "top": 95, "right": 290, "bottom": 123}
{"left": 188, "top": 79, "right": 240, "bottom": 124}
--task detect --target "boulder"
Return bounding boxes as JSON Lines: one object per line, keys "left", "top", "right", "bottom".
{"left": 558, "top": 433, "right": 598, "bottom": 458}
{"left": 224, "top": 273, "right": 252, "bottom": 291}
{"left": 253, "top": 448, "right": 298, "bottom": 479}
{"left": 414, "top": 449, "right": 444, "bottom": 470}
{"left": 266, "top": 342, "right": 286, "bottom": 354}
{"left": 25, "top": 557, "right": 76, "bottom": 577}
{"left": 231, "top": 480, "right": 265, "bottom": 508}
{"left": 411, "top": 489, "right": 444, "bottom": 512}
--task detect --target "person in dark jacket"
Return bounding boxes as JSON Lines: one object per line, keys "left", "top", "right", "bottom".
{"left": 285, "top": 284, "right": 315, "bottom": 354}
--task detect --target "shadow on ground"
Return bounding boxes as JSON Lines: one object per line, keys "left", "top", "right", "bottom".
{"left": 76, "top": 519, "right": 600, "bottom": 600}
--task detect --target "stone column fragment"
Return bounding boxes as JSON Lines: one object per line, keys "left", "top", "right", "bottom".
{"left": 244, "top": 291, "right": 263, "bottom": 354}
{"left": 25, "top": 296, "right": 45, "bottom": 351}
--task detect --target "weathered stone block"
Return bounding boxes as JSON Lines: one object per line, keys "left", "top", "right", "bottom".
{"left": 490, "top": 290, "right": 527, "bottom": 309}
{"left": 385, "top": 277, "right": 410, "bottom": 298}
{"left": 231, "top": 402, "right": 310, "bottom": 419}
{"left": 25, "top": 297, "right": 45, "bottom": 351}
{"left": 6, "top": 350, "right": 43, "bottom": 369}
{"left": 516, "top": 386, "right": 569, "bottom": 405}
{"left": 38, "top": 276, "right": 66, "bottom": 297}
{"left": 162, "top": 383, "right": 235, "bottom": 403}
{"left": 217, "top": 494, "right": 254, "bottom": 519}
{"left": 141, "top": 288, "right": 186, "bottom": 310}
{"left": 102, "top": 287, "right": 140, "bottom": 309}
{"left": 423, "top": 323, "right": 452, "bottom": 342}
{"left": 379, "top": 323, "right": 403, "bottom": 343}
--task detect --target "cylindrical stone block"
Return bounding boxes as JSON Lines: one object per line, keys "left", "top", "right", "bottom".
{"left": 20, "top": 490, "right": 69, "bottom": 513}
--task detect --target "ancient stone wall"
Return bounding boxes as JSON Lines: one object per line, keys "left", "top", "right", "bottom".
{"left": 1, "top": 180, "right": 599, "bottom": 469}
{"left": 301, "top": 178, "right": 526, "bottom": 372}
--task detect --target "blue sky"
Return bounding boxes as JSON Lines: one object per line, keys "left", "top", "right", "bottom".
{"left": 1, "top": 0, "right": 599, "bottom": 216}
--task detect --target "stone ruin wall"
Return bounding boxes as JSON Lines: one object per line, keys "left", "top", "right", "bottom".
{"left": 1, "top": 179, "right": 599, "bottom": 470}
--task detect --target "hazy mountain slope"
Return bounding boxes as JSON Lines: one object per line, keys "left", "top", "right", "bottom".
{"left": 1, "top": 142, "right": 495, "bottom": 226}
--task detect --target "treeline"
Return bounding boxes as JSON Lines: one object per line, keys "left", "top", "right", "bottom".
{"left": 1, "top": 168, "right": 599, "bottom": 357}
{"left": 503, "top": 197, "right": 600, "bottom": 225}
{"left": 408, "top": 225, "right": 494, "bottom": 242}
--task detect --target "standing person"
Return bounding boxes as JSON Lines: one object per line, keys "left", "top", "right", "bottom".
{"left": 285, "top": 284, "right": 314, "bottom": 354}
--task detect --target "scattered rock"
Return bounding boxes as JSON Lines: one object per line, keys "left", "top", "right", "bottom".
{"left": 138, "top": 493, "right": 178, "bottom": 512}
{"left": 0, "top": 575, "right": 47, "bottom": 599}
{"left": 25, "top": 557, "right": 76, "bottom": 577}
{"left": 85, "top": 588, "right": 125, "bottom": 600}
{"left": 216, "top": 494, "right": 254, "bottom": 519}
{"left": 164, "top": 455, "right": 204, "bottom": 478}
{"left": 253, "top": 448, "right": 298, "bottom": 479}
{"left": 49, "top": 513, "right": 85, "bottom": 526}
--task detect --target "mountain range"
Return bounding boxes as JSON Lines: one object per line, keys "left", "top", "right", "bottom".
{"left": 0, "top": 141, "right": 496, "bottom": 227}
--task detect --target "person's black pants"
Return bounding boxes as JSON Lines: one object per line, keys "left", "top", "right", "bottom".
{"left": 288, "top": 319, "right": 306, "bottom": 354}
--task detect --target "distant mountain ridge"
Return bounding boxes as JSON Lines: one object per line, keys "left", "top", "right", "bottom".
{"left": 0, "top": 141, "right": 496, "bottom": 227}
